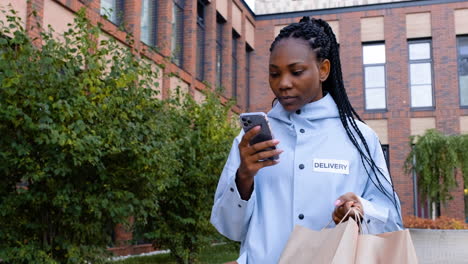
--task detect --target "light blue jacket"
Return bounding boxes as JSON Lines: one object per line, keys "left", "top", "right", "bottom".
{"left": 210, "top": 94, "right": 403, "bottom": 264}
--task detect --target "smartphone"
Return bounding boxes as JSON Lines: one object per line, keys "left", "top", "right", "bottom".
{"left": 239, "top": 112, "right": 279, "bottom": 161}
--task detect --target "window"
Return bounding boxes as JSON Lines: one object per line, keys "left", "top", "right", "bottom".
{"left": 171, "top": 0, "right": 184, "bottom": 67}
{"left": 363, "top": 43, "right": 386, "bottom": 110}
{"left": 196, "top": 1, "right": 206, "bottom": 81}
{"left": 246, "top": 45, "right": 253, "bottom": 110}
{"left": 140, "top": 0, "right": 157, "bottom": 47}
{"left": 465, "top": 184, "right": 468, "bottom": 223}
{"left": 100, "top": 0, "right": 124, "bottom": 25}
{"left": 216, "top": 14, "right": 225, "bottom": 89}
{"left": 411, "top": 145, "right": 441, "bottom": 219}
{"left": 457, "top": 36, "right": 468, "bottom": 107}
{"left": 409, "top": 40, "right": 433, "bottom": 108}
{"left": 381, "top": 144, "right": 390, "bottom": 171}
{"left": 232, "top": 31, "right": 239, "bottom": 99}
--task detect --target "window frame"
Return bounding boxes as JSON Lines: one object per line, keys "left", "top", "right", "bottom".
{"left": 232, "top": 30, "right": 240, "bottom": 100}
{"left": 245, "top": 44, "right": 253, "bottom": 111}
{"left": 362, "top": 42, "right": 387, "bottom": 112}
{"left": 100, "top": 0, "right": 125, "bottom": 26}
{"left": 457, "top": 35, "right": 468, "bottom": 108}
{"left": 408, "top": 39, "right": 435, "bottom": 110}
{"left": 171, "top": 0, "right": 184, "bottom": 67}
{"left": 195, "top": 0, "right": 207, "bottom": 81}
{"left": 215, "top": 13, "right": 225, "bottom": 89}
{"left": 140, "top": 0, "right": 158, "bottom": 47}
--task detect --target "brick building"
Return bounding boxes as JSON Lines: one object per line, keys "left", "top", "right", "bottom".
{"left": 3, "top": 0, "right": 468, "bottom": 250}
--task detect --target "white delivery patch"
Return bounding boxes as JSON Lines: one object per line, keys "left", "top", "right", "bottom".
{"left": 312, "top": 159, "right": 350, "bottom": 174}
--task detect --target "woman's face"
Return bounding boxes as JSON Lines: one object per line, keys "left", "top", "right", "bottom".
{"left": 269, "top": 37, "right": 330, "bottom": 112}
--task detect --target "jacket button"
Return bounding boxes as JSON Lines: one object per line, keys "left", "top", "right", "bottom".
{"left": 230, "top": 187, "right": 234, "bottom": 192}
{"left": 367, "top": 219, "right": 371, "bottom": 224}
{"left": 300, "top": 129, "right": 305, "bottom": 133}
{"left": 296, "top": 109, "right": 301, "bottom": 114}
{"left": 299, "top": 164, "right": 304, "bottom": 169}
{"left": 298, "top": 214, "right": 304, "bottom": 220}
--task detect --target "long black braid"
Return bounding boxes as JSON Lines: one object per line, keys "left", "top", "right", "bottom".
{"left": 270, "top": 16, "right": 400, "bottom": 217}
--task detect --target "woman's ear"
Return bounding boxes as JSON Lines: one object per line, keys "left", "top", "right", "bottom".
{"left": 319, "top": 59, "right": 331, "bottom": 82}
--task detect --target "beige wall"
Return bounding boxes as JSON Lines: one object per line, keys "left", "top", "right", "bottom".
{"left": 460, "top": 116, "right": 468, "bottom": 134}
{"left": 274, "top": 24, "right": 288, "bottom": 38}
{"left": 145, "top": 60, "right": 163, "bottom": 100}
{"left": 361, "top": 16, "right": 384, "bottom": 42}
{"left": 216, "top": 0, "right": 228, "bottom": 21}
{"left": 98, "top": 33, "right": 128, "bottom": 75}
{"left": 365, "top": 120, "right": 388, "bottom": 144}
{"left": 194, "top": 89, "right": 206, "bottom": 104}
{"left": 232, "top": 2, "right": 242, "bottom": 35}
{"left": 406, "top": 12, "right": 431, "bottom": 39}
{"left": 169, "top": 75, "right": 189, "bottom": 97}
{"left": 328, "top": 20, "right": 340, "bottom": 43}
{"left": 274, "top": 20, "right": 339, "bottom": 43}
{"left": 0, "top": 0, "right": 27, "bottom": 29}
{"left": 255, "top": 0, "right": 412, "bottom": 15}
{"left": 246, "top": 19, "right": 255, "bottom": 48}
{"left": 44, "top": 0, "right": 75, "bottom": 40}
{"left": 455, "top": 9, "right": 468, "bottom": 35}
{"left": 410, "top": 117, "right": 436, "bottom": 137}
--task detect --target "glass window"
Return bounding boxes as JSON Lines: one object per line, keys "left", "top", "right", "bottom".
{"left": 464, "top": 185, "right": 468, "bottom": 223}
{"left": 363, "top": 44, "right": 386, "bottom": 64}
{"left": 196, "top": 1, "right": 206, "bottom": 81}
{"left": 232, "top": 32, "right": 239, "bottom": 99}
{"left": 216, "top": 14, "right": 225, "bottom": 89}
{"left": 246, "top": 45, "right": 253, "bottom": 110}
{"left": 381, "top": 144, "right": 390, "bottom": 170}
{"left": 409, "top": 40, "right": 433, "bottom": 108}
{"left": 171, "top": 0, "right": 184, "bottom": 67}
{"left": 409, "top": 42, "right": 431, "bottom": 60}
{"left": 101, "top": 0, "right": 121, "bottom": 25}
{"left": 140, "top": 0, "right": 157, "bottom": 46}
{"left": 458, "top": 36, "right": 468, "bottom": 107}
{"left": 363, "top": 43, "right": 386, "bottom": 110}
{"left": 365, "top": 66, "right": 385, "bottom": 88}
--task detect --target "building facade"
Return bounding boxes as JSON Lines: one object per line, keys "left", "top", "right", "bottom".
{"left": 2, "top": 0, "right": 467, "bottom": 235}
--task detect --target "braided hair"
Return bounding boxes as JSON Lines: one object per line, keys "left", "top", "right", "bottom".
{"left": 270, "top": 16, "right": 400, "bottom": 215}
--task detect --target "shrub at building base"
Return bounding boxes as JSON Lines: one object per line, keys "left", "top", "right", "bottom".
{"left": 142, "top": 90, "right": 239, "bottom": 264}
{"left": 0, "top": 8, "right": 180, "bottom": 263}
{"left": 404, "top": 215, "right": 468, "bottom": 229}
{"left": 404, "top": 129, "right": 468, "bottom": 209}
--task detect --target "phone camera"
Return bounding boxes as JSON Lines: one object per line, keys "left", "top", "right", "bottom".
{"left": 247, "top": 120, "right": 252, "bottom": 124}
{"left": 241, "top": 118, "right": 247, "bottom": 122}
{"left": 243, "top": 122, "right": 249, "bottom": 127}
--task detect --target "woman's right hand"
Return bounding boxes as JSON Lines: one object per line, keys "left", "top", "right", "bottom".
{"left": 236, "top": 126, "right": 282, "bottom": 200}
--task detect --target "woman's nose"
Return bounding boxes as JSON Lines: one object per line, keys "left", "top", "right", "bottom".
{"left": 278, "top": 76, "right": 292, "bottom": 90}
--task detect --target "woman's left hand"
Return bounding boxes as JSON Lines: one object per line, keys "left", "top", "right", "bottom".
{"left": 332, "top": 192, "right": 364, "bottom": 224}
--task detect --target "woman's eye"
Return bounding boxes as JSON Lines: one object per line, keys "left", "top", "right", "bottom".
{"left": 292, "top": 70, "right": 303, "bottom": 76}
{"left": 269, "top": 72, "right": 279, "bottom": 78}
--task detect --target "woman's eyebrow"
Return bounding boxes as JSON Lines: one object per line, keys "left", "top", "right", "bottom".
{"left": 269, "top": 62, "right": 305, "bottom": 68}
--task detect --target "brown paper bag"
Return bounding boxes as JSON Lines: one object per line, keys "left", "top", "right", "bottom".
{"left": 355, "top": 229, "right": 418, "bottom": 264}
{"left": 278, "top": 219, "right": 358, "bottom": 264}
{"left": 278, "top": 217, "right": 418, "bottom": 264}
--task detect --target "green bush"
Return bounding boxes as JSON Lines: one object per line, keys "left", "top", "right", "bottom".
{"left": 143, "top": 90, "right": 239, "bottom": 264}
{"left": 405, "top": 129, "right": 468, "bottom": 203}
{"left": 0, "top": 7, "right": 179, "bottom": 263}
{"left": 0, "top": 5, "right": 239, "bottom": 264}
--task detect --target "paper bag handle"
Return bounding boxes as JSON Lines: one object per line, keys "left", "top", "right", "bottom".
{"left": 322, "top": 207, "right": 370, "bottom": 234}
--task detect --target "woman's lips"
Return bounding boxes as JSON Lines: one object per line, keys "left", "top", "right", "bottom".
{"left": 278, "top": 96, "right": 298, "bottom": 105}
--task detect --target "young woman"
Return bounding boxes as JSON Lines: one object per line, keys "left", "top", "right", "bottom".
{"left": 211, "top": 17, "right": 402, "bottom": 264}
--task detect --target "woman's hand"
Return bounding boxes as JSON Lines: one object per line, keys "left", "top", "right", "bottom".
{"left": 236, "top": 126, "right": 282, "bottom": 200}
{"left": 332, "top": 192, "right": 364, "bottom": 224}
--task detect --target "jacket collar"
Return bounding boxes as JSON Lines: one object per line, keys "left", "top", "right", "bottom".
{"left": 267, "top": 93, "right": 340, "bottom": 125}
